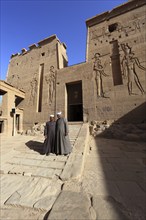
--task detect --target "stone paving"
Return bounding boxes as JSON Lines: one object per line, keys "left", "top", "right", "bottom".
{"left": 1, "top": 124, "right": 82, "bottom": 177}
{"left": 1, "top": 125, "right": 146, "bottom": 220}
{"left": 0, "top": 124, "right": 82, "bottom": 219}
{"left": 1, "top": 135, "right": 68, "bottom": 179}
{"left": 47, "top": 137, "right": 146, "bottom": 220}
{"left": 81, "top": 137, "right": 146, "bottom": 220}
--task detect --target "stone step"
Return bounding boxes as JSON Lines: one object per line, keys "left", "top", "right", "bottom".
{"left": 1, "top": 123, "right": 82, "bottom": 179}
{"left": 68, "top": 123, "right": 82, "bottom": 147}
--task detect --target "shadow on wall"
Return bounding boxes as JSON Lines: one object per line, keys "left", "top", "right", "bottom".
{"left": 90, "top": 102, "right": 146, "bottom": 142}
{"left": 115, "top": 101, "right": 146, "bottom": 124}
{"left": 25, "top": 140, "right": 44, "bottom": 155}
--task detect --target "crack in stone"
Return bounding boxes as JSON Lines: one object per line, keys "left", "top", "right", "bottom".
{"left": 90, "top": 196, "right": 93, "bottom": 207}
{"left": 89, "top": 195, "right": 96, "bottom": 220}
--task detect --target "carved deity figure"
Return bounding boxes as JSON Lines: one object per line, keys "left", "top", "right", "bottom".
{"left": 93, "top": 53, "right": 108, "bottom": 98}
{"left": 45, "top": 66, "right": 56, "bottom": 104}
{"left": 133, "top": 19, "right": 141, "bottom": 33}
{"left": 29, "top": 73, "right": 38, "bottom": 104}
{"left": 121, "top": 43, "right": 146, "bottom": 95}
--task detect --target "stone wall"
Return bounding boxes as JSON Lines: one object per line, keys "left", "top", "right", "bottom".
{"left": 6, "top": 35, "right": 68, "bottom": 129}
{"left": 85, "top": 0, "right": 146, "bottom": 122}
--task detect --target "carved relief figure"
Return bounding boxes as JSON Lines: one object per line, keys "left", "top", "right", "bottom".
{"left": 45, "top": 66, "right": 56, "bottom": 104}
{"left": 132, "top": 14, "right": 145, "bottom": 33}
{"left": 133, "top": 19, "right": 141, "bottom": 33}
{"left": 29, "top": 73, "right": 38, "bottom": 104}
{"left": 93, "top": 53, "right": 108, "bottom": 98}
{"left": 121, "top": 43, "right": 146, "bottom": 95}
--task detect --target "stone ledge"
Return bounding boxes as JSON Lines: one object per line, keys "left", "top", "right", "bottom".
{"left": 60, "top": 123, "right": 89, "bottom": 181}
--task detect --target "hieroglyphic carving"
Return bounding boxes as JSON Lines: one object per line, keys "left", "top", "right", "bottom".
{"left": 121, "top": 43, "right": 146, "bottom": 95}
{"left": 132, "top": 14, "right": 145, "bottom": 32}
{"left": 90, "top": 17, "right": 145, "bottom": 43}
{"left": 118, "top": 17, "right": 145, "bottom": 35}
{"left": 45, "top": 66, "right": 56, "bottom": 104}
{"left": 29, "top": 73, "right": 38, "bottom": 104}
{"left": 133, "top": 19, "right": 141, "bottom": 33}
{"left": 90, "top": 27, "right": 109, "bottom": 42}
{"left": 93, "top": 53, "right": 108, "bottom": 98}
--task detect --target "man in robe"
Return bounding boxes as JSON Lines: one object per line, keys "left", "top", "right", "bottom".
{"left": 44, "top": 115, "right": 56, "bottom": 155}
{"left": 55, "top": 112, "right": 72, "bottom": 155}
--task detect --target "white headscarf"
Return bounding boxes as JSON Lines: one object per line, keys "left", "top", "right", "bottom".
{"left": 57, "top": 112, "right": 62, "bottom": 115}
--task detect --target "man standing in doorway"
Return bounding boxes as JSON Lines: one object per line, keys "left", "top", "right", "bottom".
{"left": 55, "top": 112, "right": 72, "bottom": 155}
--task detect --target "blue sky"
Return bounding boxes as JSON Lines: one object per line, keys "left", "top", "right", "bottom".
{"left": 1, "top": 0, "right": 127, "bottom": 80}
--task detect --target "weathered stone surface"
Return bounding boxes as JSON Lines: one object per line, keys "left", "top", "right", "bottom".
{"left": 5, "top": 178, "right": 62, "bottom": 209}
{"left": 82, "top": 137, "right": 146, "bottom": 220}
{"left": 124, "top": 133, "right": 141, "bottom": 141}
{"left": 9, "top": 157, "right": 42, "bottom": 166}
{"left": 40, "top": 160, "right": 65, "bottom": 169}
{"left": 82, "top": 175, "right": 121, "bottom": 197}
{"left": 62, "top": 179, "right": 83, "bottom": 192}
{"left": 5, "top": 177, "right": 40, "bottom": 207}
{"left": 93, "top": 195, "right": 131, "bottom": 220}
{"left": 34, "top": 194, "right": 60, "bottom": 211}
{"left": 139, "top": 133, "right": 146, "bottom": 141}
{"left": 0, "top": 175, "right": 30, "bottom": 206}
{"left": 0, "top": 206, "right": 46, "bottom": 220}
{"left": 1, "top": 128, "right": 146, "bottom": 220}
{"left": 114, "top": 195, "right": 146, "bottom": 220}
{"left": 47, "top": 191, "right": 92, "bottom": 220}
{"left": 115, "top": 181, "right": 145, "bottom": 197}
{"left": 137, "top": 123, "right": 146, "bottom": 130}
{"left": 33, "top": 167, "right": 55, "bottom": 178}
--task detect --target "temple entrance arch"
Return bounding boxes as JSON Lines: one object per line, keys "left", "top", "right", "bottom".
{"left": 66, "top": 81, "right": 83, "bottom": 122}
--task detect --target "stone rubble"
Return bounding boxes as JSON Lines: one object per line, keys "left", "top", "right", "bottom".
{"left": 89, "top": 120, "right": 146, "bottom": 142}
{"left": 25, "top": 123, "right": 45, "bottom": 136}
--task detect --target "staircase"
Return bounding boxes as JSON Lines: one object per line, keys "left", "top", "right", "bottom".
{"left": 1, "top": 123, "right": 83, "bottom": 178}
{"left": 68, "top": 122, "right": 83, "bottom": 147}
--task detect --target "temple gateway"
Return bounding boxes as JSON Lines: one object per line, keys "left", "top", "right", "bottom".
{"left": 0, "top": 0, "right": 146, "bottom": 135}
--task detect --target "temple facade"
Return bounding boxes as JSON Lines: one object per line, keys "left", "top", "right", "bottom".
{"left": 2, "top": 0, "right": 146, "bottom": 134}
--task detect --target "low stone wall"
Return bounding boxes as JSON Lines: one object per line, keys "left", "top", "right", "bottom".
{"left": 60, "top": 123, "right": 89, "bottom": 181}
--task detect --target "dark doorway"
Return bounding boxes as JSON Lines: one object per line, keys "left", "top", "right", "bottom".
{"left": 0, "top": 121, "right": 4, "bottom": 133}
{"left": 66, "top": 81, "right": 83, "bottom": 121}
{"left": 16, "top": 114, "right": 20, "bottom": 132}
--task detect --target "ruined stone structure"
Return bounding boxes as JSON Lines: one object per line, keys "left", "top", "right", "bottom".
{"left": 4, "top": 0, "right": 146, "bottom": 133}
{"left": 0, "top": 81, "right": 25, "bottom": 135}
